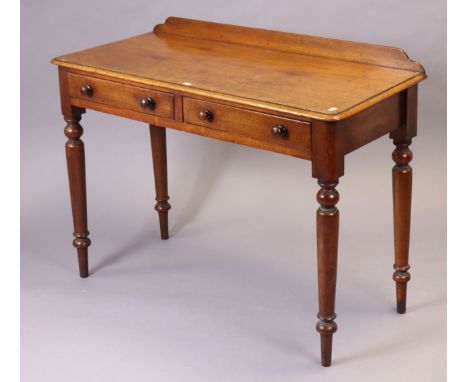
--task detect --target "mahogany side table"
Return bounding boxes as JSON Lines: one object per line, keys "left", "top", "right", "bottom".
{"left": 51, "top": 17, "right": 426, "bottom": 366}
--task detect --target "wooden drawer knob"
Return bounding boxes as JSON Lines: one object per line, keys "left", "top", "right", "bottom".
{"left": 199, "top": 109, "right": 213, "bottom": 121}
{"left": 79, "top": 84, "right": 93, "bottom": 97}
{"left": 140, "top": 96, "right": 156, "bottom": 110}
{"left": 271, "top": 124, "right": 287, "bottom": 137}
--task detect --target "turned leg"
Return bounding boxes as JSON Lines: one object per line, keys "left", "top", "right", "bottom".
{"left": 64, "top": 110, "right": 91, "bottom": 278}
{"left": 315, "top": 180, "right": 339, "bottom": 367}
{"left": 149, "top": 124, "right": 171, "bottom": 239}
{"left": 392, "top": 140, "right": 413, "bottom": 313}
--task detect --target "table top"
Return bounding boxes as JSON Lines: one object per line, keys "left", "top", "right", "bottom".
{"left": 52, "top": 17, "right": 426, "bottom": 121}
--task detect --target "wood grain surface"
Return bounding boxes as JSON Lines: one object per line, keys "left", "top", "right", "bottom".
{"left": 52, "top": 17, "right": 426, "bottom": 121}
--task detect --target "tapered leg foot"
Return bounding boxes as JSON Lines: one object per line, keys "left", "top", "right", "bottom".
{"left": 393, "top": 272, "right": 410, "bottom": 313}
{"left": 76, "top": 248, "right": 89, "bottom": 278}
{"left": 155, "top": 199, "right": 171, "bottom": 240}
{"left": 392, "top": 141, "right": 413, "bottom": 313}
{"left": 64, "top": 108, "right": 91, "bottom": 278}
{"left": 315, "top": 180, "right": 340, "bottom": 367}
{"left": 149, "top": 125, "right": 171, "bottom": 239}
{"left": 317, "top": 319, "right": 337, "bottom": 367}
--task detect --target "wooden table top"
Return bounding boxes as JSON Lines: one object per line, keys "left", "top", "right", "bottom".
{"left": 52, "top": 17, "right": 426, "bottom": 121}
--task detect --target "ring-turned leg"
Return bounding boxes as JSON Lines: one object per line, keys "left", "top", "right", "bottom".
{"left": 64, "top": 109, "right": 91, "bottom": 278}
{"left": 149, "top": 124, "right": 171, "bottom": 239}
{"left": 392, "top": 140, "right": 413, "bottom": 313}
{"left": 315, "top": 180, "right": 340, "bottom": 367}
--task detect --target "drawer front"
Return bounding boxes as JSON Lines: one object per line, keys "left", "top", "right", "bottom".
{"left": 68, "top": 73, "right": 174, "bottom": 119}
{"left": 183, "top": 98, "right": 311, "bottom": 152}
